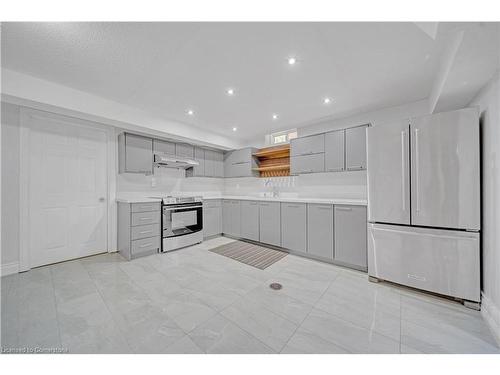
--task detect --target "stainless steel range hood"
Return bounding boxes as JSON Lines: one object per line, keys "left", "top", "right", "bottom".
{"left": 153, "top": 154, "right": 199, "bottom": 169}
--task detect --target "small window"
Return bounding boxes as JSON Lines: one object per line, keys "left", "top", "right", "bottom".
{"left": 269, "top": 129, "right": 298, "bottom": 145}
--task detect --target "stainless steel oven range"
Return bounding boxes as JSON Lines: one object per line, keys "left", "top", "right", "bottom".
{"left": 151, "top": 196, "right": 203, "bottom": 252}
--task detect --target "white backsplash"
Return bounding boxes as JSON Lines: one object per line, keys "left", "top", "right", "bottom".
{"left": 116, "top": 166, "right": 225, "bottom": 197}
{"left": 117, "top": 167, "right": 367, "bottom": 199}
{"left": 224, "top": 170, "right": 367, "bottom": 199}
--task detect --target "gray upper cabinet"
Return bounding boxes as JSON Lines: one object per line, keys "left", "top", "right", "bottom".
{"left": 290, "top": 153, "right": 325, "bottom": 174}
{"left": 204, "top": 149, "right": 216, "bottom": 177}
{"left": 176, "top": 143, "right": 195, "bottom": 158}
{"left": 153, "top": 139, "right": 175, "bottom": 155}
{"left": 222, "top": 200, "right": 241, "bottom": 237}
{"left": 191, "top": 147, "right": 205, "bottom": 177}
{"left": 334, "top": 205, "right": 367, "bottom": 270}
{"left": 345, "top": 126, "right": 367, "bottom": 170}
{"left": 214, "top": 151, "right": 224, "bottom": 177}
{"left": 307, "top": 204, "right": 334, "bottom": 260}
{"left": 240, "top": 201, "right": 260, "bottom": 241}
{"left": 325, "top": 130, "right": 345, "bottom": 172}
{"left": 290, "top": 133, "right": 325, "bottom": 156}
{"left": 281, "top": 203, "right": 307, "bottom": 253}
{"left": 259, "top": 201, "right": 281, "bottom": 246}
{"left": 224, "top": 147, "right": 258, "bottom": 178}
{"left": 119, "top": 133, "right": 153, "bottom": 174}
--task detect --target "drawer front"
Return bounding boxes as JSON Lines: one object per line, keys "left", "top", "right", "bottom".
{"left": 204, "top": 199, "right": 222, "bottom": 208}
{"left": 131, "top": 202, "right": 161, "bottom": 213}
{"left": 290, "top": 153, "right": 325, "bottom": 174}
{"left": 131, "top": 236, "right": 160, "bottom": 257}
{"left": 131, "top": 211, "right": 160, "bottom": 226}
{"left": 291, "top": 134, "right": 325, "bottom": 156}
{"left": 367, "top": 223, "right": 480, "bottom": 302}
{"left": 131, "top": 223, "right": 160, "bottom": 240}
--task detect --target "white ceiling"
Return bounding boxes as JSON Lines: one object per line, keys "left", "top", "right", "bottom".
{"left": 2, "top": 22, "right": 498, "bottom": 142}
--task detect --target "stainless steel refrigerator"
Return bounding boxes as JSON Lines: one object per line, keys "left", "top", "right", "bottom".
{"left": 367, "top": 107, "right": 481, "bottom": 308}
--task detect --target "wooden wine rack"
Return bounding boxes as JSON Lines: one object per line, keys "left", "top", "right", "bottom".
{"left": 252, "top": 144, "right": 290, "bottom": 177}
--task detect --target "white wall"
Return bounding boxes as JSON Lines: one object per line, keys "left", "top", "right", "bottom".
{"left": 469, "top": 71, "right": 500, "bottom": 343}
{"left": 1, "top": 102, "right": 20, "bottom": 268}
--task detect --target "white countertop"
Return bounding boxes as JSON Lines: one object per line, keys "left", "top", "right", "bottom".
{"left": 203, "top": 195, "right": 367, "bottom": 206}
{"left": 116, "top": 194, "right": 367, "bottom": 206}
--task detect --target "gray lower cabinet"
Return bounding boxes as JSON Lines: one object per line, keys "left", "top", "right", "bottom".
{"left": 334, "top": 205, "right": 367, "bottom": 269}
{"left": 222, "top": 200, "right": 241, "bottom": 237}
{"left": 345, "top": 125, "right": 367, "bottom": 170}
{"left": 259, "top": 201, "right": 281, "bottom": 246}
{"left": 240, "top": 201, "right": 260, "bottom": 241}
{"left": 203, "top": 199, "right": 222, "bottom": 237}
{"left": 281, "top": 203, "right": 307, "bottom": 253}
{"left": 325, "top": 130, "right": 345, "bottom": 172}
{"left": 290, "top": 153, "right": 325, "bottom": 174}
{"left": 118, "top": 133, "right": 153, "bottom": 174}
{"left": 118, "top": 201, "right": 161, "bottom": 260}
{"left": 307, "top": 204, "right": 334, "bottom": 260}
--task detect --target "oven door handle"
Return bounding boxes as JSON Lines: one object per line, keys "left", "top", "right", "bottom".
{"left": 163, "top": 204, "right": 202, "bottom": 211}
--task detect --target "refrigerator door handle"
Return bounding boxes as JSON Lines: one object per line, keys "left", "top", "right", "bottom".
{"left": 401, "top": 130, "right": 406, "bottom": 211}
{"left": 414, "top": 128, "right": 420, "bottom": 213}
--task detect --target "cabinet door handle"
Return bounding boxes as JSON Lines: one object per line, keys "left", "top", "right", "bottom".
{"left": 287, "top": 205, "right": 301, "bottom": 208}
{"left": 139, "top": 230, "right": 153, "bottom": 234}
{"left": 140, "top": 217, "right": 150, "bottom": 220}
{"left": 139, "top": 243, "right": 153, "bottom": 248}
{"left": 317, "top": 206, "right": 332, "bottom": 210}
{"left": 336, "top": 207, "right": 352, "bottom": 211}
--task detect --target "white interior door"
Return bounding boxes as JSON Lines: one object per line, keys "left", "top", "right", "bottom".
{"left": 26, "top": 111, "right": 108, "bottom": 268}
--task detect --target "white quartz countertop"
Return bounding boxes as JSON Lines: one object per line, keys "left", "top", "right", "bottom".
{"left": 116, "top": 195, "right": 367, "bottom": 206}
{"left": 116, "top": 197, "right": 163, "bottom": 203}
{"left": 203, "top": 195, "right": 367, "bottom": 206}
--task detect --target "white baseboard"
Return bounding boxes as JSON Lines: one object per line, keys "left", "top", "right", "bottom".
{"left": 481, "top": 292, "right": 500, "bottom": 347}
{"left": 1, "top": 262, "right": 19, "bottom": 277}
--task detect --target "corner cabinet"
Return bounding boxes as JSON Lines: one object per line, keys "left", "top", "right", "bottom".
{"left": 119, "top": 133, "right": 153, "bottom": 174}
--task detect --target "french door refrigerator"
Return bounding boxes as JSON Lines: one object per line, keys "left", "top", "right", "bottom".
{"left": 367, "top": 107, "right": 481, "bottom": 307}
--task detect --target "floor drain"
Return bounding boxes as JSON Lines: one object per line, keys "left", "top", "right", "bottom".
{"left": 269, "top": 282, "right": 282, "bottom": 290}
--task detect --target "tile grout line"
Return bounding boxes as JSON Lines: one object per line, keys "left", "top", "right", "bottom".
{"left": 48, "top": 267, "right": 64, "bottom": 351}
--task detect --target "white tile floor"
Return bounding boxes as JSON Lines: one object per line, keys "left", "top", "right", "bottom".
{"left": 1, "top": 236, "right": 499, "bottom": 354}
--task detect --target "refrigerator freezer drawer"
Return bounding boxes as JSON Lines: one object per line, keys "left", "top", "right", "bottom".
{"left": 368, "top": 223, "right": 480, "bottom": 302}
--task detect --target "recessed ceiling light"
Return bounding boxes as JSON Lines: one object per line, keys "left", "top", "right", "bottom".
{"left": 187, "top": 109, "right": 194, "bottom": 116}
{"left": 272, "top": 114, "right": 279, "bottom": 120}
{"left": 226, "top": 88, "right": 235, "bottom": 96}
{"left": 287, "top": 57, "right": 297, "bottom": 65}
{"left": 232, "top": 127, "right": 238, "bottom": 132}
{"left": 323, "top": 97, "right": 332, "bottom": 104}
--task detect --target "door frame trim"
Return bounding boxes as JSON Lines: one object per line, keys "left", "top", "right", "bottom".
{"left": 19, "top": 108, "right": 116, "bottom": 271}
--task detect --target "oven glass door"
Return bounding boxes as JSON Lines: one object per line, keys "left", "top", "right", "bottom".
{"left": 163, "top": 204, "right": 203, "bottom": 237}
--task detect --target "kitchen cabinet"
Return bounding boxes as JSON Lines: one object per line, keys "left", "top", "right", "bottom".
{"left": 281, "top": 202, "right": 307, "bottom": 253}
{"left": 203, "top": 199, "right": 222, "bottom": 238}
{"left": 290, "top": 153, "right": 325, "bottom": 174}
{"left": 203, "top": 149, "right": 216, "bottom": 177}
{"left": 224, "top": 147, "right": 259, "bottom": 177}
{"left": 307, "top": 204, "right": 334, "bottom": 260}
{"left": 325, "top": 130, "right": 345, "bottom": 172}
{"left": 290, "top": 133, "right": 325, "bottom": 156}
{"left": 118, "top": 201, "right": 161, "bottom": 260}
{"left": 259, "top": 201, "right": 281, "bottom": 246}
{"left": 334, "top": 205, "right": 367, "bottom": 270}
{"left": 222, "top": 199, "right": 241, "bottom": 237}
{"left": 153, "top": 139, "right": 176, "bottom": 155}
{"left": 240, "top": 201, "right": 260, "bottom": 241}
{"left": 190, "top": 147, "right": 205, "bottom": 177}
{"left": 118, "top": 133, "right": 153, "bottom": 174}
{"left": 345, "top": 125, "right": 367, "bottom": 170}
{"left": 176, "top": 143, "right": 195, "bottom": 158}
{"left": 214, "top": 151, "right": 224, "bottom": 177}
